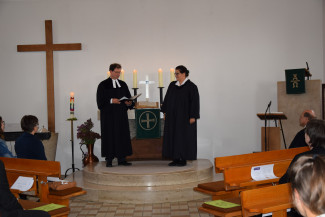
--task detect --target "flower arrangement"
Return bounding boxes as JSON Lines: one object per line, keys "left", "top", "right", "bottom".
{"left": 77, "top": 119, "right": 101, "bottom": 145}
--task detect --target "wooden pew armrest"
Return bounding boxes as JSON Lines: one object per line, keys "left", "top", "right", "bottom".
{"left": 227, "top": 178, "right": 279, "bottom": 188}
{"left": 48, "top": 190, "right": 87, "bottom": 200}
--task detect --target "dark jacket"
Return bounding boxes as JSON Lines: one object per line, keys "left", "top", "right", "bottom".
{"left": 279, "top": 146, "right": 325, "bottom": 184}
{"left": 15, "top": 132, "right": 47, "bottom": 160}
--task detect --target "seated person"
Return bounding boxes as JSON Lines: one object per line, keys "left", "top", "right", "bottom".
{"left": 0, "top": 116, "right": 15, "bottom": 158}
{"left": 15, "top": 115, "right": 47, "bottom": 160}
{"left": 289, "top": 110, "right": 316, "bottom": 149}
{"left": 288, "top": 155, "right": 325, "bottom": 217}
{"left": 280, "top": 119, "right": 325, "bottom": 184}
{"left": 0, "top": 160, "right": 50, "bottom": 217}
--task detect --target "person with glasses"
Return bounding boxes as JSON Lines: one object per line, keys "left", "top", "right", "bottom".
{"left": 15, "top": 115, "right": 47, "bottom": 160}
{"left": 161, "top": 65, "right": 200, "bottom": 166}
{"left": 0, "top": 116, "right": 15, "bottom": 158}
{"left": 97, "top": 63, "right": 134, "bottom": 167}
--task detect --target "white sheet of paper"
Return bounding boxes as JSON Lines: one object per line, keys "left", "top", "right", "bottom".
{"left": 47, "top": 176, "right": 68, "bottom": 183}
{"left": 10, "top": 176, "right": 34, "bottom": 191}
{"left": 251, "top": 164, "right": 278, "bottom": 181}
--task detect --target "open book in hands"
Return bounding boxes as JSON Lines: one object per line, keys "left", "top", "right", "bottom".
{"left": 119, "top": 93, "right": 142, "bottom": 102}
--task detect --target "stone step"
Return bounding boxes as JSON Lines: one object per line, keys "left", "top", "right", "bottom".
{"left": 67, "top": 159, "right": 215, "bottom": 204}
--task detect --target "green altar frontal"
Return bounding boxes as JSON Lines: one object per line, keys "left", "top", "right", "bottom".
{"left": 135, "top": 108, "right": 161, "bottom": 139}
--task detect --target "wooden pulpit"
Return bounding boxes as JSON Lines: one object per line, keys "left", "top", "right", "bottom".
{"left": 257, "top": 113, "right": 287, "bottom": 151}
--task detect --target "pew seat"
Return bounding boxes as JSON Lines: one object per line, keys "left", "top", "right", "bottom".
{"left": 19, "top": 199, "right": 70, "bottom": 217}
{"left": 199, "top": 197, "right": 242, "bottom": 217}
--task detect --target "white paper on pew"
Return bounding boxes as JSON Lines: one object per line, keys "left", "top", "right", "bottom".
{"left": 251, "top": 164, "right": 278, "bottom": 181}
{"left": 10, "top": 176, "right": 34, "bottom": 191}
{"left": 47, "top": 176, "right": 68, "bottom": 184}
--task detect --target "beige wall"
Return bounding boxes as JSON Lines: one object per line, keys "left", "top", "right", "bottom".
{"left": 278, "top": 80, "right": 322, "bottom": 149}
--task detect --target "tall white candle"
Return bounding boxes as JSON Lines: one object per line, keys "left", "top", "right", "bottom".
{"left": 133, "top": 69, "right": 137, "bottom": 88}
{"left": 158, "top": 68, "right": 163, "bottom": 87}
{"left": 170, "top": 68, "right": 175, "bottom": 82}
{"left": 120, "top": 69, "right": 125, "bottom": 81}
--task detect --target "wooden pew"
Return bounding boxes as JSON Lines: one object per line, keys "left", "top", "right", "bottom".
{"left": 194, "top": 147, "right": 308, "bottom": 198}
{"left": 0, "top": 157, "right": 86, "bottom": 206}
{"left": 215, "top": 147, "right": 308, "bottom": 173}
{"left": 241, "top": 183, "right": 292, "bottom": 217}
{"left": 197, "top": 160, "right": 292, "bottom": 217}
{"left": 19, "top": 199, "right": 70, "bottom": 217}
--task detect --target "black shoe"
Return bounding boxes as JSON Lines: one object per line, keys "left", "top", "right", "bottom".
{"left": 118, "top": 161, "right": 132, "bottom": 166}
{"left": 168, "top": 160, "right": 178, "bottom": 166}
{"left": 106, "top": 161, "right": 113, "bottom": 167}
{"left": 177, "top": 160, "right": 187, "bottom": 167}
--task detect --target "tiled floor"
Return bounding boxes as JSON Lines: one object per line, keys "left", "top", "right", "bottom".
{"left": 69, "top": 198, "right": 213, "bottom": 217}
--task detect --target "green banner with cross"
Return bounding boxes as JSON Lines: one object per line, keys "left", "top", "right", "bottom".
{"left": 135, "top": 108, "right": 161, "bottom": 139}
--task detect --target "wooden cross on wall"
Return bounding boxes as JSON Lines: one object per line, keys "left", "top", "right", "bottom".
{"left": 17, "top": 20, "right": 82, "bottom": 132}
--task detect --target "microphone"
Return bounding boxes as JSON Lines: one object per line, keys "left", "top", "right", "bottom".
{"left": 265, "top": 101, "right": 272, "bottom": 113}
{"left": 306, "top": 62, "right": 309, "bottom": 70}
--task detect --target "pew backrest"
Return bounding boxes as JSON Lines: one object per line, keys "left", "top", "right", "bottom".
{"left": 214, "top": 147, "right": 308, "bottom": 173}
{"left": 223, "top": 160, "right": 291, "bottom": 190}
{"left": 0, "top": 157, "right": 61, "bottom": 202}
{"left": 240, "top": 183, "right": 292, "bottom": 217}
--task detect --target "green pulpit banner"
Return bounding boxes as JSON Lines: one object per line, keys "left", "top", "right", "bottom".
{"left": 135, "top": 108, "right": 161, "bottom": 139}
{"left": 285, "top": 68, "right": 305, "bottom": 94}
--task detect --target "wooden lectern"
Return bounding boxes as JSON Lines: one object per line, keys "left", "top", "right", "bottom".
{"left": 257, "top": 113, "right": 287, "bottom": 151}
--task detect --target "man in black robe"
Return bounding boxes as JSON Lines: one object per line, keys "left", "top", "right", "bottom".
{"left": 161, "top": 65, "right": 200, "bottom": 167}
{"left": 289, "top": 110, "right": 316, "bottom": 149}
{"left": 96, "top": 63, "right": 133, "bottom": 167}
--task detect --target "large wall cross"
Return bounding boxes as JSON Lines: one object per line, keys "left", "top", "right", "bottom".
{"left": 17, "top": 20, "right": 82, "bottom": 132}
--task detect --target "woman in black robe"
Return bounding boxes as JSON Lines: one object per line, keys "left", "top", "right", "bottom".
{"left": 161, "top": 65, "right": 200, "bottom": 166}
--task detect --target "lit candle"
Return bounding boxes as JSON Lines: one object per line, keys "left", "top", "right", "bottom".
{"left": 133, "top": 69, "right": 137, "bottom": 88}
{"left": 158, "top": 68, "right": 163, "bottom": 87}
{"left": 70, "top": 92, "right": 75, "bottom": 118}
{"left": 120, "top": 69, "right": 125, "bottom": 81}
{"left": 107, "top": 71, "right": 110, "bottom": 78}
{"left": 170, "top": 68, "right": 175, "bottom": 82}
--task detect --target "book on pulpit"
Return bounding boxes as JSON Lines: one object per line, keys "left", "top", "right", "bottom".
{"left": 119, "top": 93, "right": 142, "bottom": 102}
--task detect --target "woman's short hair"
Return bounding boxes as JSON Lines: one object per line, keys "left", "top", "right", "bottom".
{"left": 305, "top": 119, "right": 325, "bottom": 148}
{"left": 21, "top": 115, "right": 39, "bottom": 133}
{"left": 289, "top": 155, "right": 325, "bottom": 215}
{"left": 109, "top": 63, "right": 122, "bottom": 72}
{"left": 175, "top": 65, "right": 190, "bottom": 77}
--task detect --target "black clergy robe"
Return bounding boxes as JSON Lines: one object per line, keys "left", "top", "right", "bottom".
{"left": 161, "top": 80, "right": 200, "bottom": 160}
{"left": 96, "top": 78, "right": 133, "bottom": 159}
{"left": 288, "top": 128, "right": 308, "bottom": 149}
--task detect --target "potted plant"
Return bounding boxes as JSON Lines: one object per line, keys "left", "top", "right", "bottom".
{"left": 77, "top": 118, "right": 101, "bottom": 166}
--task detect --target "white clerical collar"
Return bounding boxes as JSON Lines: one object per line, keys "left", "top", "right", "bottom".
{"left": 112, "top": 79, "right": 121, "bottom": 88}
{"left": 316, "top": 214, "right": 325, "bottom": 217}
{"left": 175, "top": 77, "right": 189, "bottom": 86}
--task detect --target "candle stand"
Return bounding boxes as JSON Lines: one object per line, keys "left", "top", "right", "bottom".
{"left": 65, "top": 117, "right": 80, "bottom": 177}
{"left": 132, "top": 88, "right": 139, "bottom": 104}
{"left": 158, "top": 87, "right": 164, "bottom": 108}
